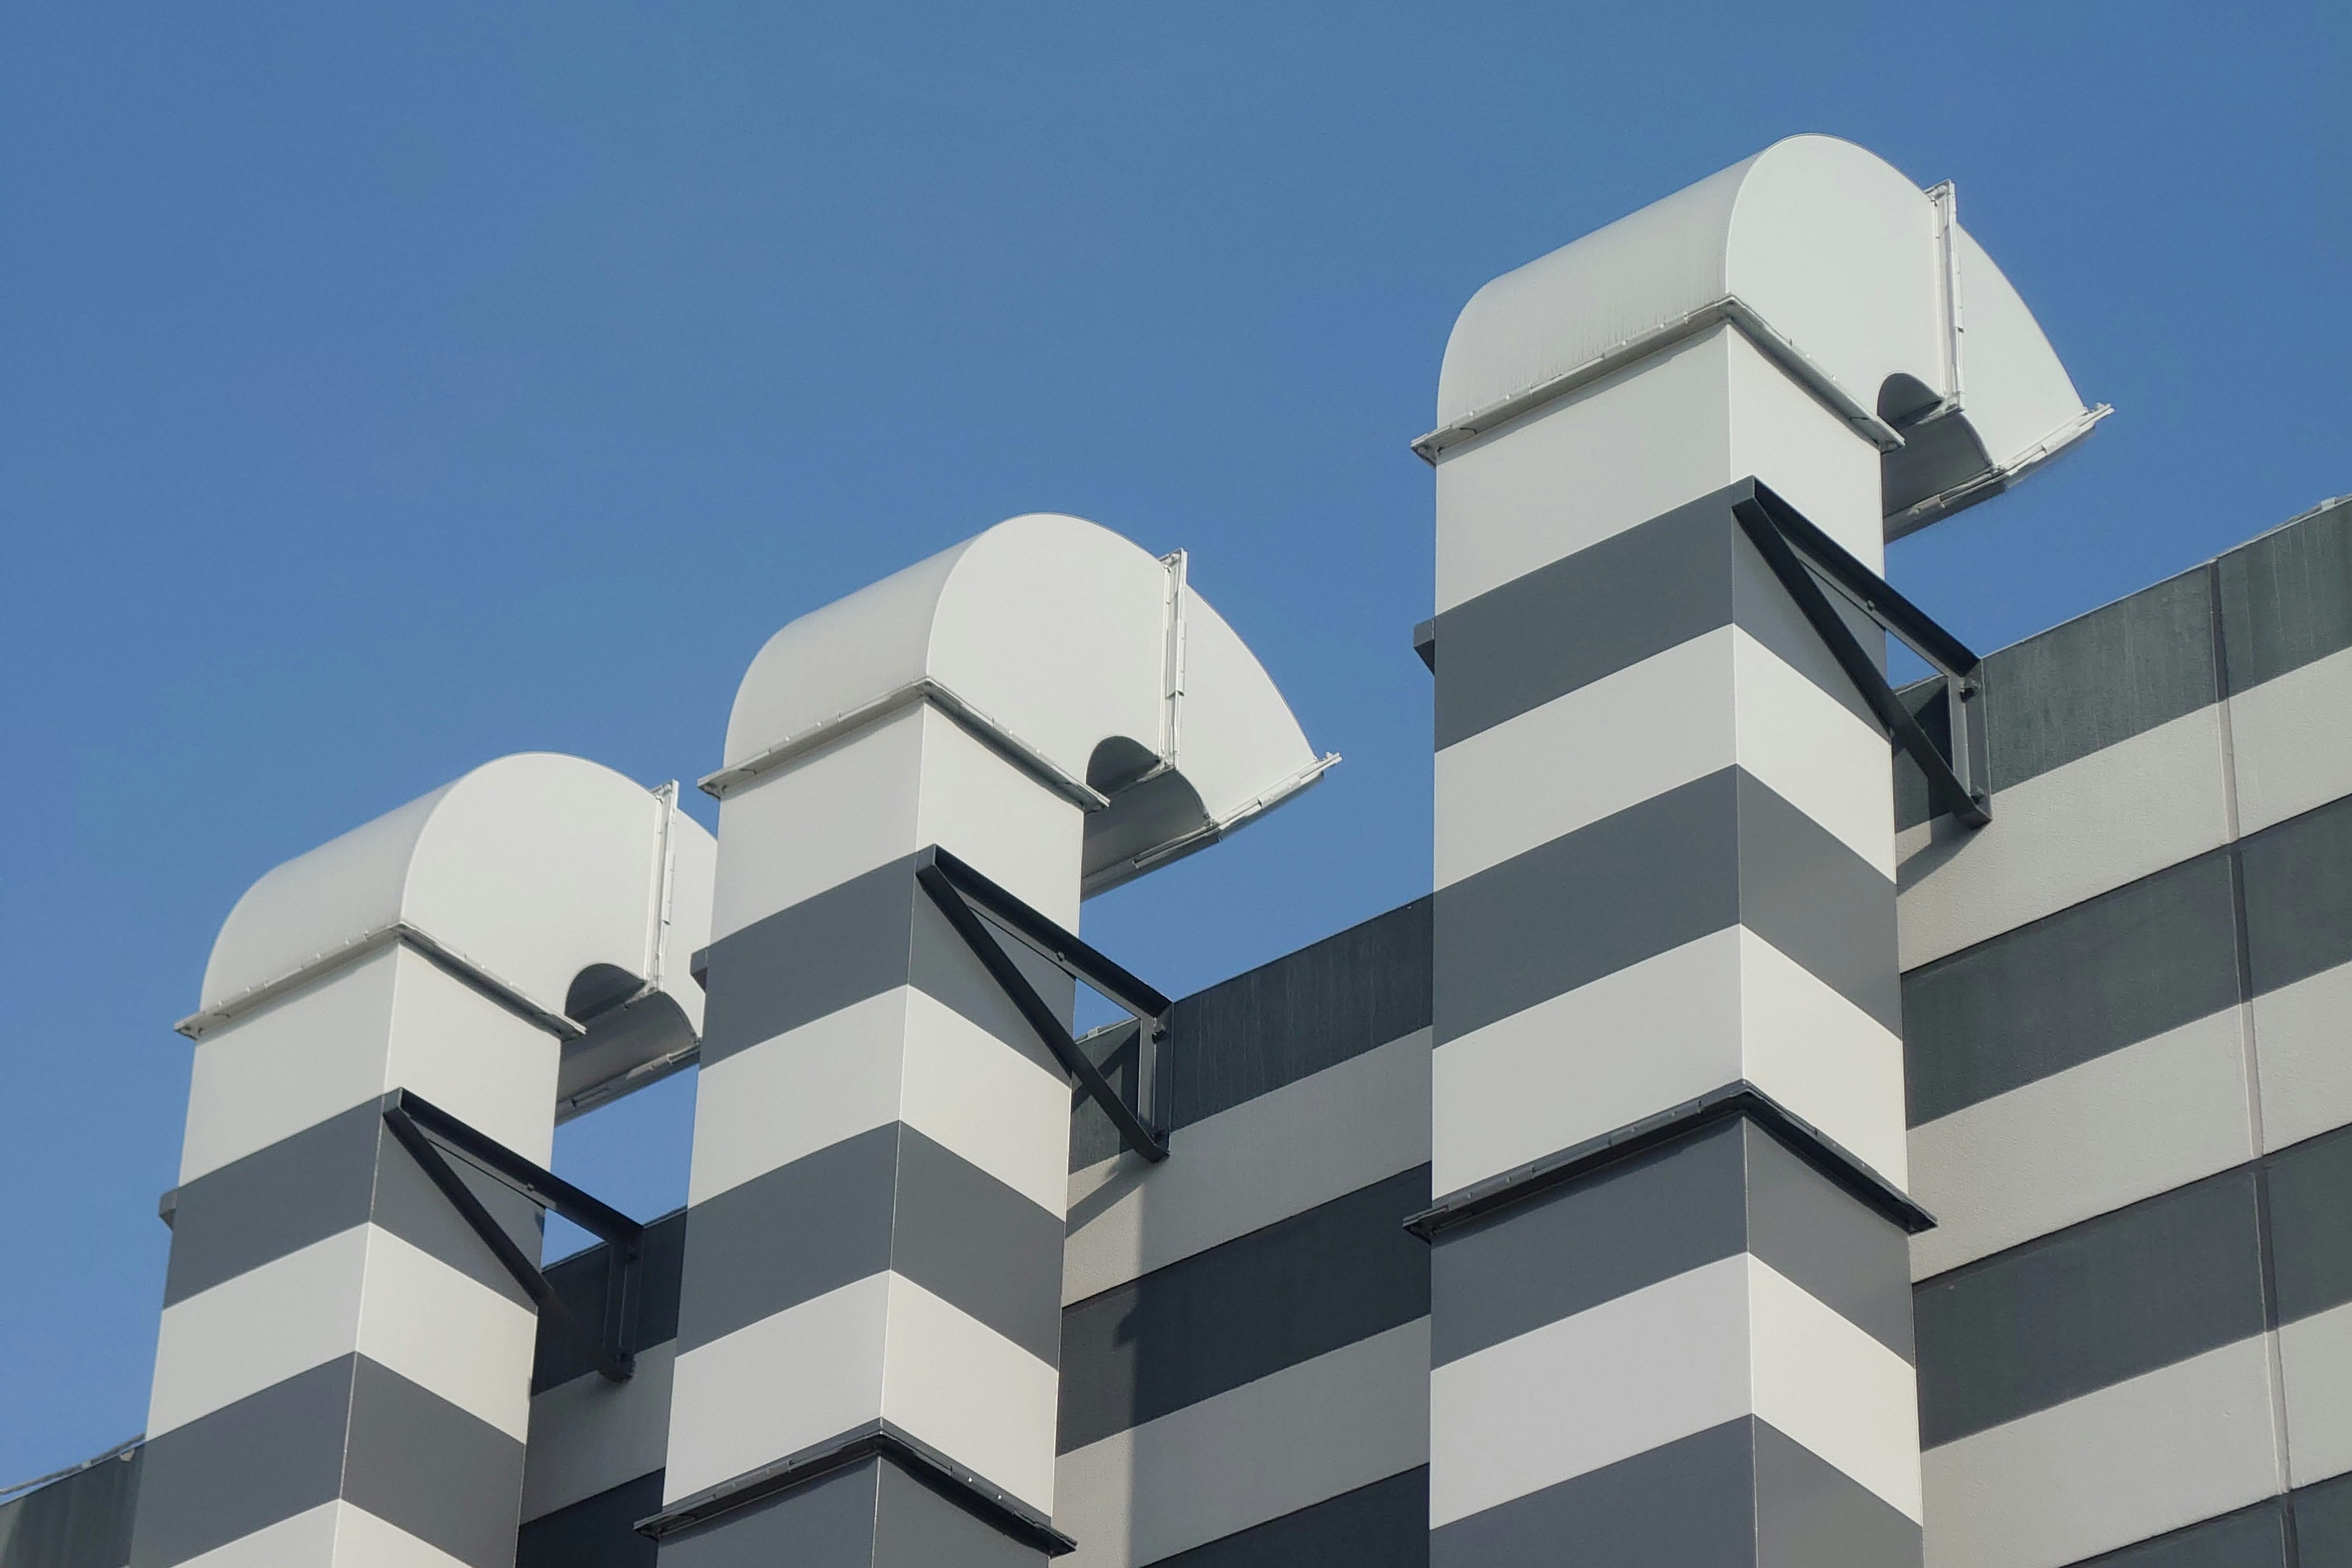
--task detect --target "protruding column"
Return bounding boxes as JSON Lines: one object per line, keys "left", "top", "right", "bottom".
{"left": 654, "top": 514, "right": 1331, "bottom": 1566}
{"left": 1421, "top": 136, "right": 2099, "bottom": 1567}
{"left": 132, "top": 755, "right": 710, "bottom": 1568}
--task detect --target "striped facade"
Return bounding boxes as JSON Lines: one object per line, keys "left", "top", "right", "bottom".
{"left": 1901, "top": 496, "right": 2352, "bottom": 1568}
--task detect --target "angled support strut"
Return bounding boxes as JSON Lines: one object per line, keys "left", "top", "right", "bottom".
{"left": 1732, "top": 483, "right": 1992, "bottom": 829}
{"left": 382, "top": 1088, "right": 646, "bottom": 1382}
{"left": 914, "top": 846, "right": 1172, "bottom": 1163}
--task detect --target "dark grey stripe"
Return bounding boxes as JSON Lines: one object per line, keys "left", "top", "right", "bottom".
{"left": 1430, "top": 1418, "right": 1918, "bottom": 1568}
{"left": 128, "top": 1354, "right": 525, "bottom": 1568}
{"left": 0, "top": 1442, "right": 140, "bottom": 1568}
{"left": 342, "top": 1353, "right": 530, "bottom": 1568}
{"left": 1057, "top": 1166, "right": 1430, "bottom": 1454}
{"left": 1435, "top": 768, "right": 1896, "bottom": 1047}
{"left": 675, "top": 1123, "right": 1062, "bottom": 1365}
{"left": 534, "top": 1209, "right": 687, "bottom": 1393}
{"left": 2063, "top": 1497, "right": 2288, "bottom": 1568}
{"left": 699, "top": 851, "right": 1071, "bottom": 1075}
{"left": 130, "top": 1357, "right": 353, "bottom": 1567}
{"left": 2267, "top": 1121, "right": 2352, "bottom": 1327}
{"left": 2296, "top": 1467, "right": 2352, "bottom": 1567}
{"left": 1433, "top": 482, "right": 1879, "bottom": 750}
{"left": 655, "top": 1457, "right": 1042, "bottom": 1568}
{"left": 1914, "top": 1167, "right": 2266, "bottom": 1448}
{"left": 1430, "top": 1119, "right": 1910, "bottom": 1368}
{"left": 1142, "top": 1468, "right": 1425, "bottom": 1568}
{"left": 1902, "top": 853, "right": 2242, "bottom": 1125}
{"left": 162, "top": 1096, "right": 541, "bottom": 1311}
{"left": 516, "top": 1471, "right": 660, "bottom": 1568}
{"left": 2242, "top": 791, "right": 2352, "bottom": 998}
{"left": 2218, "top": 496, "right": 2352, "bottom": 696}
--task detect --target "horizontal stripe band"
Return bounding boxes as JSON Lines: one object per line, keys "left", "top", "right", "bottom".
{"left": 129, "top": 1354, "right": 524, "bottom": 1568}
{"left": 163, "top": 1095, "right": 539, "bottom": 1311}
{"left": 1436, "top": 767, "right": 1898, "bottom": 1045}
{"left": 676, "top": 1121, "right": 1063, "bottom": 1363}
{"left": 1430, "top": 1417, "right": 1919, "bottom": 1568}
{"left": 1427, "top": 1115, "right": 1913, "bottom": 1368}
{"left": 516, "top": 1472, "right": 663, "bottom": 1568}
{"left": 1433, "top": 481, "right": 1879, "bottom": 750}
{"left": 699, "top": 851, "right": 1071, "bottom": 1077}
{"left": 1138, "top": 1469, "right": 1425, "bottom": 1568}
{"left": 1058, "top": 1166, "right": 1430, "bottom": 1454}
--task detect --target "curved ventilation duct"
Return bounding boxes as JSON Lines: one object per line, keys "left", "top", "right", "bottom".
{"left": 137, "top": 754, "right": 713, "bottom": 1568}
{"left": 1420, "top": 137, "right": 2098, "bottom": 1566}
{"left": 1421, "top": 134, "right": 2107, "bottom": 539}
{"left": 660, "top": 512, "right": 1332, "bottom": 1559}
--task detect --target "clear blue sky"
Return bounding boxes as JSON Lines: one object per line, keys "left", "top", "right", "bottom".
{"left": 3, "top": 2, "right": 2345, "bottom": 1484}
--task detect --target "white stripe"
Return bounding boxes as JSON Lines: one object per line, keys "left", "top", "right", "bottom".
{"left": 2229, "top": 643, "right": 2352, "bottom": 836}
{"left": 1053, "top": 1318, "right": 1430, "bottom": 1568}
{"left": 1065, "top": 1030, "right": 1430, "bottom": 1305}
{"left": 1433, "top": 927, "right": 1904, "bottom": 1195}
{"left": 663, "top": 1273, "right": 891, "bottom": 1502}
{"left": 689, "top": 987, "right": 1068, "bottom": 1216}
{"left": 1921, "top": 1333, "right": 2283, "bottom": 1568}
{"left": 522, "top": 1341, "right": 675, "bottom": 1523}
{"left": 1897, "top": 703, "right": 2232, "bottom": 971}
{"left": 663, "top": 1273, "right": 1059, "bottom": 1512}
{"left": 1431, "top": 1255, "right": 1916, "bottom": 1529}
{"left": 2252, "top": 959, "right": 2352, "bottom": 1155}
{"left": 1435, "top": 628, "right": 1891, "bottom": 890}
{"left": 147, "top": 1225, "right": 537, "bottom": 1442}
{"left": 2280, "top": 1300, "right": 2352, "bottom": 1490}
{"left": 880, "top": 1274, "right": 1061, "bottom": 1513}
{"left": 1907, "top": 1007, "right": 2256, "bottom": 1279}
{"left": 164, "top": 1501, "right": 468, "bottom": 1568}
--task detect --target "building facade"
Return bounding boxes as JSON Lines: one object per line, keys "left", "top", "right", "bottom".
{"left": 5, "top": 135, "right": 2349, "bottom": 1568}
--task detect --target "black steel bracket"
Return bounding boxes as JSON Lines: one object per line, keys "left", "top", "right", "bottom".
{"left": 635, "top": 1416, "right": 1076, "bottom": 1555}
{"left": 382, "top": 1088, "right": 645, "bottom": 1382}
{"left": 914, "top": 846, "right": 1172, "bottom": 1163}
{"left": 1732, "top": 481, "right": 1991, "bottom": 829}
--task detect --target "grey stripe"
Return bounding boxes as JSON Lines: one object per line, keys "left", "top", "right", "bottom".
{"left": 127, "top": 1355, "right": 525, "bottom": 1568}
{"left": 1430, "top": 1119, "right": 1910, "bottom": 1368}
{"left": 1902, "top": 854, "right": 2242, "bottom": 1125}
{"left": 162, "top": 1096, "right": 541, "bottom": 1311}
{"left": 2218, "top": 496, "right": 2352, "bottom": 695}
{"left": 130, "top": 1357, "right": 352, "bottom": 1567}
{"left": 2296, "top": 1468, "right": 2352, "bottom": 1567}
{"left": 1142, "top": 1468, "right": 1426, "bottom": 1568}
{"left": 1071, "top": 899, "right": 1433, "bottom": 1170}
{"left": 1915, "top": 1167, "right": 2266, "bottom": 1448}
{"left": 533, "top": 1209, "right": 687, "bottom": 1393}
{"left": 699, "top": 851, "right": 1071, "bottom": 1075}
{"left": 515, "top": 1471, "right": 661, "bottom": 1568}
{"left": 676, "top": 1123, "right": 1063, "bottom": 1364}
{"left": 2063, "top": 1498, "right": 2288, "bottom": 1568}
{"left": 2267, "top": 1121, "right": 2352, "bottom": 1327}
{"left": 1434, "top": 483, "right": 1880, "bottom": 750}
{"left": 1430, "top": 1418, "right": 1919, "bottom": 1568}
{"left": 1057, "top": 1166, "right": 1430, "bottom": 1454}
{"left": 342, "top": 1353, "right": 529, "bottom": 1568}
{"left": 655, "top": 1457, "right": 1042, "bottom": 1568}
{"left": 2242, "top": 791, "right": 2352, "bottom": 997}
{"left": 1435, "top": 768, "right": 1896, "bottom": 1046}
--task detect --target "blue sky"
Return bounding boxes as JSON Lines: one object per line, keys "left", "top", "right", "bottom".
{"left": 2, "top": 1, "right": 2345, "bottom": 1483}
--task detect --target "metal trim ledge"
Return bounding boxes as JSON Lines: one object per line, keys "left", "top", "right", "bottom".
{"left": 635, "top": 1418, "right": 1076, "bottom": 1556}
{"left": 1403, "top": 1080, "right": 1935, "bottom": 1242}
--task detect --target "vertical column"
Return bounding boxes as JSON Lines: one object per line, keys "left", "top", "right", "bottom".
{"left": 655, "top": 704, "right": 1081, "bottom": 1567}
{"left": 132, "top": 942, "right": 554, "bottom": 1568}
{"left": 1425, "top": 323, "right": 1925, "bottom": 1566}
